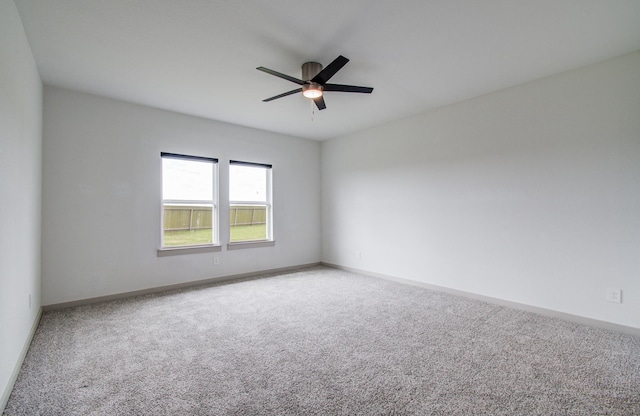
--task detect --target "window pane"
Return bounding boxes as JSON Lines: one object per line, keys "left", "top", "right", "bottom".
{"left": 229, "top": 204, "right": 267, "bottom": 242}
{"left": 163, "top": 158, "right": 213, "bottom": 201}
{"left": 229, "top": 164, "right": 266, "bottom": 202}
{"left": 161, "top": 154, "right": 216, "bottom": 248}
{"left": 229, "top": 162, "right": 271, "bottom": 243}
{"left": 163, "top": 204, "right": 213, "bottom": 246}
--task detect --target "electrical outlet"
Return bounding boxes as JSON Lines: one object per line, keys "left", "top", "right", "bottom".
{"left": 606, "top": 288, "right": 622, "bottom": 303}
{"left": 213, "top": 257, "right": 220, "bottom": 266}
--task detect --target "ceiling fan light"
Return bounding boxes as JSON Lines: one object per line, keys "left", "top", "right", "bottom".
{"left": 303, "top": 89, "right": 322, "bottom": 99}
{"left": 302, "top": 83, "right": 323, "bottom": 99}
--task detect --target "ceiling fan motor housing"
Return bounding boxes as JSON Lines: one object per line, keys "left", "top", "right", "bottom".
{"left": 302, "top": 62, "right": 322, "bottom": 81}
{"left": 301, "top": 62, "right": 324, "bottom": 98}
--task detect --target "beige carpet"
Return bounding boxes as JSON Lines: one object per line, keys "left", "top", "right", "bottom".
{"left": 5, "top": 266, "right": 640, "bottom": 415}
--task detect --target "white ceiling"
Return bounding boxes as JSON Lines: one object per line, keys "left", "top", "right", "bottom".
{"left": 14, "top": 0, "right": 640, "bottom": 141}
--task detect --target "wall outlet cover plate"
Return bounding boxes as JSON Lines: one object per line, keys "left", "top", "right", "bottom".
{"left": 606, "top": 287, "right": 622, "bottom": 303}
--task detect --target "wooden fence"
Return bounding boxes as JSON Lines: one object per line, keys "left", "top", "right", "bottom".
{"left": 230, "top": 205, "right": 266, "bottom": 227}
{"left": 163, "top": 205, "right": 212, "bottom": 231}
{"left": 163, "top": 205, "right": 266, "bottom": 231}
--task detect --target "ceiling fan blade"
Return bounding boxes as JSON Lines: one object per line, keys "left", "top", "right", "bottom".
{"left": 324, "top": 84, "right": 374, "bottom": 93}
{"left": 257, "top": 67, "right": 304, "bottom": 85}
{"left": 311, "top": 55, "right": 349, "bottom": 85}
{"left": 262, "top": 88, "right": 302, "bottom": 102}
{"left": 314, "top": 96, "right": 326, "bottom": 110}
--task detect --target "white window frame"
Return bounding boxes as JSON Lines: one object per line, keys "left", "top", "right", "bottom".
{"left": 227, "top": 160, "right": 274, "bottom": 250}
{"left": 158, "top": 152, "right": 221, "bottom": 257}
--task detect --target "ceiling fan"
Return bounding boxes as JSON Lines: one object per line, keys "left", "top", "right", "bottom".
{"left": 257, "top": 55, "right": 373, "bottom": 110}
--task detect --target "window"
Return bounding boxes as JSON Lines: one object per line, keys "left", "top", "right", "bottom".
{"left": 229, "top": 160, "right": 272, "bottom": 244}
{"left": 160, "top": 153, "right": 218, "bottom": 250}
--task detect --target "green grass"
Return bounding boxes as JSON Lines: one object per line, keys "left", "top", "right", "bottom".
{"left": 230, "top": 224, "right": 266, "bottom": 242}
{"left": 163, "top": 224, "right": 266, "bottom": 246}
{"left": 163, "top": 228, "right": 212, "bottom": 246}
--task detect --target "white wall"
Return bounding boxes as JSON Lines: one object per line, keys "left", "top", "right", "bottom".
{"left": 0, "top": 0, "right": 43, "bottom": 409}
{"left": 42, "top": 87, "right": 321, "bottom": 305}
{"left": 322, "top": 52, "right": 640, "bottom": 329}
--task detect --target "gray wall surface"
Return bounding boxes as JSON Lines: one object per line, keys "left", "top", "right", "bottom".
{"left": 322, "top": 52, "right": 640, "bottom": 329}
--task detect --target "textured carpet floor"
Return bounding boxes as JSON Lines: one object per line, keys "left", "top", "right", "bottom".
{"left": 5, "top": 266, "right": 640, "bottom": 415}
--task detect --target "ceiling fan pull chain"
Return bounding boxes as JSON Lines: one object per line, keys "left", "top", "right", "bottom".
{"left": 311, "top": 100, "right": 315, "bottom": 122}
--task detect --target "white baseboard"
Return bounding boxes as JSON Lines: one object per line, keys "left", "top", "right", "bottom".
{"left": 322, "top": 262, "right": 640, "bottom": 337}
{"left": 1, "top": 307, "right": 43, "bottom": 414}
{"left": 43, "top": 262, "right": 322, "bottom": 311}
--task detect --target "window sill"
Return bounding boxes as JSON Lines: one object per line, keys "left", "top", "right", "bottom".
{"left": 157, "top": 244, "right": 222, "bottom": 257}
{"left": 227, "top": 240, "right": 275, "bottom": 250}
